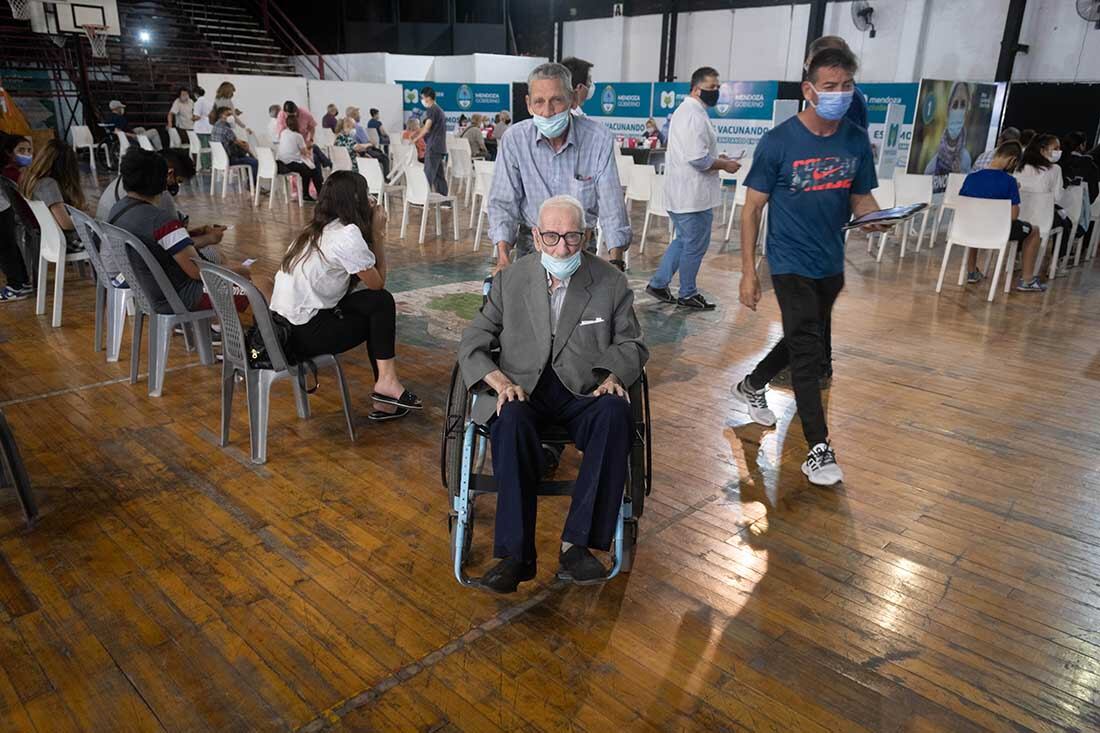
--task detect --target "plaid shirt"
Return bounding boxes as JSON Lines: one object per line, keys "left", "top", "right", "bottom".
{"left": 972, "top": 148, "right": 996, "bottom": 171}
{"left": 211, "top": 120, "right": 240, "bottom": 151}
{"left": 488, "top": 116, "right": 631, "bottom": 250}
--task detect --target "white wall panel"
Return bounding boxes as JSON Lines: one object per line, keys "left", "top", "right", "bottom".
{"left": 430, "top": 55, "right": 477, "bottom": 82}
{"left": 472, "top": 53, "right": 548, "bottom": 83}
{"left": 196, "top": 73, "right": 308, "bottom": 140}
{"left": 675, "top": 9, "right": 734, "bottom": 81}
{"left": 306, "top": 80, "right": 403, "bottom": 139}
{"left": 622, "top": 15, "right": 663, "bottom": 81}
{"left": 920, "top": 0, "right": 1007, "bottom": 80}
{"left": 1015, "top": 0, "right": 1100, "bottom": 81}
{"left": 730, "top": 6, "right": 801, "bottom": 80}
{"left": 563, "top": 16, "right": 626, "bottom": 80}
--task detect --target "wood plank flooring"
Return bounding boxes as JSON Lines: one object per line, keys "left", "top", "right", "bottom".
{"left": 1, "top": 172, "right": 1099, "bottom": 732}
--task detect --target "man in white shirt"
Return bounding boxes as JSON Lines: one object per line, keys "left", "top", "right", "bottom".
{"left": 191, "top": 86, "right": 213, "bottom": 167}
{"left": 645, "top": 66, "right": 741, "bottom": 310}
{"left": 561, "top": 57, "right": 594, "bottom": 117}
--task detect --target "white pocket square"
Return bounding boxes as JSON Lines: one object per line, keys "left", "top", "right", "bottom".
{"left": 579, "top": 317, "right": 605, "bottom": 326}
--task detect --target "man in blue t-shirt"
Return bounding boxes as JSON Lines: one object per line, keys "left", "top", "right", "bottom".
{"left": 732, "top": 46, "right": 884, "bottom": 487}
{"left": 957, "top": 141, "right": 1045, "bottom": 292}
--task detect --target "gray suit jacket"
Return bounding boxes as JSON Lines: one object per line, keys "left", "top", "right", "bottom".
{"left": 458, "top": 252, "right": 649, "bottom": 425}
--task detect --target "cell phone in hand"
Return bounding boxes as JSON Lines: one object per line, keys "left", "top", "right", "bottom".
{"left": 242, "top": 258, "right": 256, "bottom": 267}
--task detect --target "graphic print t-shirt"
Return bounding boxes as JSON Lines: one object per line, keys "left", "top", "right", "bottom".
{"left": 745, "top": 116, "right": 877, "bottom": 279}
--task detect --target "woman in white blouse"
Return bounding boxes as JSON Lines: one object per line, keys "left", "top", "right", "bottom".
{"left": 270, "top": 171, "right": 421, "bottom": 420}
{"left": 1016, "top": 133, "right": 1074, "bottom": 272}
{"left": 276, "top": 113, "right": 324, "bottom": 201}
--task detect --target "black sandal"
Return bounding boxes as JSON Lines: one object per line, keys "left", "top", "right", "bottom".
{"left": 370, "top": 389, "right": 422, "bottom": 410}
{"left": 368, "top": 406, "right": 409, "bottom": 422}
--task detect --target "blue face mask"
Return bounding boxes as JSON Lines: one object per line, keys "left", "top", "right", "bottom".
{"left": 14, "top": 154, "right": 32, "bottom": 167}
{"left": 532, "top": 109, "right": 570, "bottom": 138}
{"left": 946, "top": 107, "right": 965, "bottom": 138}
{"left": 809, "top": 84, "right": 854, "bottom": 121}
{"left": 541, "top": 249, "right": 582, "bottom": 280}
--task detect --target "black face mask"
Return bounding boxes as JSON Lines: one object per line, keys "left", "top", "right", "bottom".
{"left": 699, "top": 88, "right": 720, "bottom": 107}
{"left": 167, "top": 180, "right": 180, "bottom": 196}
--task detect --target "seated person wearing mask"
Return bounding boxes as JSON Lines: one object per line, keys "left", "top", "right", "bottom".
{"left": 457, "top": 194, "right": 648, "bottom": 594}
{"left": 107, "top": 148, "right": 249, "bottom": 312}
{"left": 97, "top": 148, "right": 225, "bottom": 256}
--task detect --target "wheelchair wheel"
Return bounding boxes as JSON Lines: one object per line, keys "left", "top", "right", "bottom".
{"left": 441, "top": 362, "right": 468, "bottom": 495}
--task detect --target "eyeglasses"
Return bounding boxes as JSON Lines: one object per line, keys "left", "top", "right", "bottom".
{"left": 539, "top": 230, "right": 585, "bottom": 246}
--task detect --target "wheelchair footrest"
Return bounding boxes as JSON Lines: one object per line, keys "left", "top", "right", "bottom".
{"left": 470, "top": 474, "right": 575, "bottom": 496}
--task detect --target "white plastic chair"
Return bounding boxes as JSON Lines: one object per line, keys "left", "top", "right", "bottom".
{"left": 186, "top": 130, "right": 209, "bottom": 172}
{"left": 935, "top": 196, "right": 1012, "bottom": 302}
{"left": 197, "top": 261, "right": 355, "bottom": 464}
{"left": 932, "top": 172, "right": 968, "bottom": 247}
{"left": 624, "top": 164, "right": 656, "bottom": 212}
{"left": 209, "top": 141, "right": 254, "bottom": 199}
{"left": 137, "top": 133, "right": 155, "bottom": 151}
{"left": 1018, "top": 191, "right": 1056, "bottom": 279}
{"left": 1059, "top": 184, "right": 1085, "bottom": 273}
{"left": 314, "top": 127, "right": 335, "bottom": 155}
{"left": 115, "top": 130, "right": 131, "bottom": 161}
{"left": 355, "top": 157, "right": 399, "bottom": 216}
{"left": 400, "top": 163, "right": 459, "bottom": 244}
{"left": 640, "top": 174, "right": 672, "bottom": 253}
{"left": 27, "top": 200, "right": 89, "bottom": 327}
{"left": 254, "top": 148, "right": 302, "bottom": 209}
{"left": 167, "top": 128, "right": 185, "bottom": 149}
{"left": 330, "top": 145, "right": 354, "bottom": 172}
{"left": 68, "top": 207, "right": 134, "bottom": 362}
{"left": 614, "top": 154, "right": 634, "bottom": 192}
{"left": 869, "top": 179, "right": 896, "bottom": 259}
{"left": 893, "top": 173, "right": 934, "bottom": 253}
{"left": 70, "top": 125, "right": 105, "bottom": 176}
{"left": 388, "top": 143, "right": 416, "bottom": 185}
{"left": 449, "top": 147, "right": 474, "bottom": 201}
{"left": 1085, "top": 207, "right": 1099, "bottom": 261}
{"left": 469, "top": 161, "right": 495, "bottom": 250}
{"left": 723, "top": 158, "right": 755, "bottom": 241}
{"left": 99, "top": 222, "right": 216, "bottom": 397}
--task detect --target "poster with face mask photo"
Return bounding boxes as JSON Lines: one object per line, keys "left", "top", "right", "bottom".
{"left": 907, "top": 79, "right": 1003, "bottom": 193}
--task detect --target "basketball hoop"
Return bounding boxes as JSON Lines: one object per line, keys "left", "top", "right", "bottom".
{"left": 7, "top": 0, "right": 30, "bottom": 20}
{"left": 82, "top": 24, "right": 109, "bottom": 59}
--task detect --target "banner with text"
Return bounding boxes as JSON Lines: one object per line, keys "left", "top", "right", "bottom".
{"left": 579, "top": 82, "right": 654, "bottom": 137}
{"left": 651, "top": 81, "right": 778, "bottom": 156}
{"left": 399, "top": 82, "right": 511, "bottom": 132}
{"left": 860, "top": 83, "right": 918, "bottom": 173}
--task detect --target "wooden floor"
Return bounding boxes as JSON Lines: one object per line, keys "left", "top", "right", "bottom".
{"left": 1, "top": 170, "right": 1099, "bottom": 733}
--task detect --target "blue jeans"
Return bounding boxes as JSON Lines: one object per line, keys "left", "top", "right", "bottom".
{"left": 648, "top": 209, "right": 713, "bottom": 298}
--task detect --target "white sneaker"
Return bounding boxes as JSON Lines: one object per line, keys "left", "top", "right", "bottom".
{"left": 801, "top": 442, "right": 844, "bottom": 486}
{"left": 731, "top": 377, "right": 777, "bottom": 427}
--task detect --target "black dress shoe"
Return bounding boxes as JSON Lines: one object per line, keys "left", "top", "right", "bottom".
{"left": 677, "top": 293, "right": 717, "bottom": 310}
{"left": 645, "top": 285, "right": 675, "bottom": 304}
{"left": 557, "top": 546, "right": 608, "bottom": 585}
{"left": 476, "top": 558, "right": 537, "bottom": 594}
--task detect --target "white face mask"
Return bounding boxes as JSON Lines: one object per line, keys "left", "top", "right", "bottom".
{"left": 1048, "top": 149, "right": 1062, "bottom": 162}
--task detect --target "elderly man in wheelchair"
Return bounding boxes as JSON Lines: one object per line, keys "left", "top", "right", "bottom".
{"left": 454, "top": 194, "right": 649, "bottom": 594}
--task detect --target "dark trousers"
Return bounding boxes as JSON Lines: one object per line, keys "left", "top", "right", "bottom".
{"left": 424, "top": 151, "right": 448, "bottom": 195}
{"left": 285, "top": 289, "right": 396, "bottom": 379}
{"left": 311, "top": 145, "right": 331, "bottom": 170}
{"left": 0, "top": 207, "right": 28, "bottom": 289}
{"left": 490, "top": 366, "right": 632, "bottom": 563}
{"left": 749, "top": 273, "right": 844, "bottom": 447}
{"left": 279, "top": 161, "right": 323, "bottom": 198}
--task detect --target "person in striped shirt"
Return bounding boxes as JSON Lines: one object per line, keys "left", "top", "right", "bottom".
{"left": 107, "top": 149, "right": 250, "bottom": 312}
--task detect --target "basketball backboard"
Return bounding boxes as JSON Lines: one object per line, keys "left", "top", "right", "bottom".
{"left": 28, "top": 0, "right": 120, "bottom": 37}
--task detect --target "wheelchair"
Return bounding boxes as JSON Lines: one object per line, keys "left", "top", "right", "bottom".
{"left": 440, "top": 362, "right": 652, "bottom": 588}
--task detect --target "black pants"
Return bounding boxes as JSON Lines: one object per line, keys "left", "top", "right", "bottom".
{"left": 0, "top": 207, "right": 28, "bottom": 289}
{"left": 311, "top": 145, "right": 331, "bottom": 170}
{"left": 749, "top": 273, "right": 844, "bottom": 447}
{"left": 285, "top": 289, "right": 396, "bottom": 378}
{"left": 279, "top": 161, "right": 323, "bottom": 198}
{"left": 489, "top": 366, "right": 633, "bottom": 563}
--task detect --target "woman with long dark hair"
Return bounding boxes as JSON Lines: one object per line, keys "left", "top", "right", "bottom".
{"left": 18, "top": 138, "right": 85, "bottom": 252}
{"left": 269, "top": 171, "right": 421, "bottom": 420}
{"left": 1016, "top": 133, "right": 1075, "bottom": 275}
